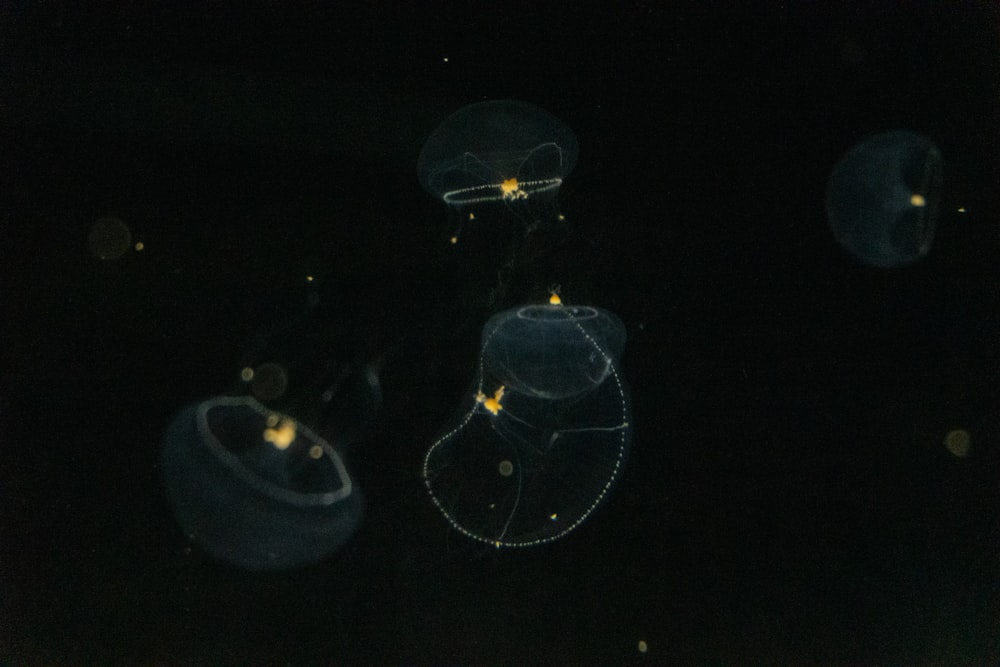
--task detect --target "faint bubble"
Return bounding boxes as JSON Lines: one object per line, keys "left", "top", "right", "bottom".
{"left": 242, "top": 362, "right": 289, "bottom": 402}
{"left": 88, "top": 215, "right": 132, "bottom": 260}
{"left": 637, "top": 640, "right": 648, "bottom": 653}
{"left": 944, "top": 429, "right": 971, "bottom": 458}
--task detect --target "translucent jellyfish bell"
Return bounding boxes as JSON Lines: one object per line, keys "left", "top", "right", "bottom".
{"left": 423, "top": 298, "right": 631, "bottom": 547}
{"left": 826, "top": 130, "right": 943, "bottom": 268}
{"left": 417, "top": 100, "right": 578, "bottom": 225}
{"left": 162, "top": 396, "right": 363, "bottom": 570}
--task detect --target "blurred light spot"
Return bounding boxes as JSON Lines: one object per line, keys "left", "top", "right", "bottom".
{"left": 88, "top": 215, "right": 131, "bottom": 260}
{"left": 944, "top": 429, "right": 971, "bottom": 458}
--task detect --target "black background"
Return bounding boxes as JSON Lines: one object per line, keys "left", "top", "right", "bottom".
{"left": 2, "top": 3, "right": 1000, "bottom": 664}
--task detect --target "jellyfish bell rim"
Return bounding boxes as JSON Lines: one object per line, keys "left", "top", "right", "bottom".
{"left": 195, "top": 395, "right": 355, "bottom": 508}
{"left": 515, "top": 304, "right": 601, "bottom": 322}
{"left": 440, "top": 177, "right": 564, "bottom": 207}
